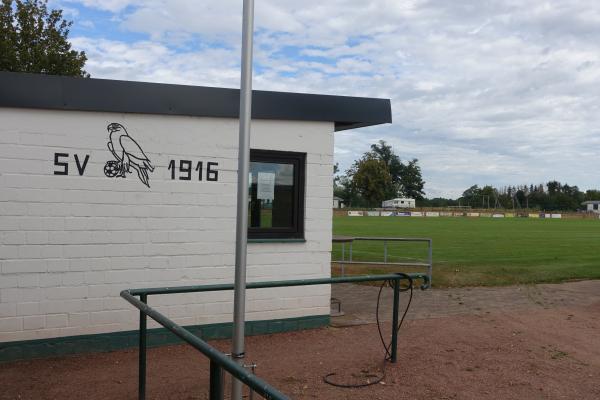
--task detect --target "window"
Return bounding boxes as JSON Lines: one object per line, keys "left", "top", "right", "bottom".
{"left": 594, "top": 203, "right": 599, "bottom": 211}
{"left": 248, "top": 149, "right": 306, "bottom": 239}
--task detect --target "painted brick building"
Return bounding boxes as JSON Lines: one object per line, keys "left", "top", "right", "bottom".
{"left": 0, "top": 72, "right": 391, "bottom": 360}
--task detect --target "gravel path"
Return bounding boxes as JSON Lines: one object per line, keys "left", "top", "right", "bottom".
{"left": 2, "top": 280, "right": 599, "bottom": 399}
{"left": 331, "top": 280, "right": 600, "bottom": 325}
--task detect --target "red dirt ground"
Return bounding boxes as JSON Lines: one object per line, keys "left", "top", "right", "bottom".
{"left": 1, "top": 299, "right": 599, "bottom": 399}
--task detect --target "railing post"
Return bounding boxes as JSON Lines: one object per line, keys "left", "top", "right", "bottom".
{"left": 139, "top": 294, "right": 148, "bottom": 400}
{"left": 427, "top": 239, "right": 433, "bottom": 286}
{"left": 209, "top": 360, "right": 225, "bottom": 400}
{"left": 349, "top": 242, "right": 353, "bottom": 262}
{"left": 390, "top": 278, "right": 400, "bottom": 363}
{"left": 383, "top": 240, "right": 387, "bottom": 263}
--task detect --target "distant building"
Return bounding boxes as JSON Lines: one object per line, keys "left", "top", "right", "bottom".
{"left": 333, "top": 196, "right": 345, "bottom": 208}
{"left": 382, "top": 197, "right": 416, "bottom": 208}
{"left": 582, "top": 200, "right": 600, "bottom": 213}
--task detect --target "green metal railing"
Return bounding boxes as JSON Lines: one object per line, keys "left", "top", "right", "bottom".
{"left": 121, "top": 272, "right": 430, "bottom": 400}
{"left": 333, "top": 236, "right": 433, "bottom": 285}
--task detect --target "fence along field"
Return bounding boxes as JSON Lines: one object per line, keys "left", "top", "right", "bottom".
{"left": 332, "top": 215, "right": 600, "bottom": 287}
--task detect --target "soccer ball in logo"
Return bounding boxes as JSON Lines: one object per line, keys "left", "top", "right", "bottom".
{"left": 104, "top": 160, "right": 120, "bottom": 178}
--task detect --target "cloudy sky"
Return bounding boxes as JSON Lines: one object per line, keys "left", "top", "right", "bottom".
{"left": 54, "top": 0, "right": 600, "bottom": 198}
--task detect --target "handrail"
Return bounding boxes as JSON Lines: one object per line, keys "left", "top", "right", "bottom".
{"left": 121, "top": 272, "right": 429, "bottom": 400}
{"left": 128, "top": 273, "right": 430, "bottom": 296}
{"left": 332, "top": 237, "right": 433, "bottom": 285}
{"left": 353, "top": 237, "right": 431, "bottom": 242}
{"left": 121, "top": 290, "right": 289, "bottom": 400}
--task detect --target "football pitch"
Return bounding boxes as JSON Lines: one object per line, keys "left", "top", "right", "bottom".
{"left": 332, "top": 215, "right": 600, "bottom": 287}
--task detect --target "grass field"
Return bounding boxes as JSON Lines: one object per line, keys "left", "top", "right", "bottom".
{"left": 332, "top": 216, "right": 600, "bottom": 288}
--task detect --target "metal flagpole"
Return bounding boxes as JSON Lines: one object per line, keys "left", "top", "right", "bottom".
{"left": 231, "top": 0, "right": 254, "bottom": 399}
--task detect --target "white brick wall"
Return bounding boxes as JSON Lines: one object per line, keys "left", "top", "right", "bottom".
{"left": 0, "top": 108, "right": 333, "bottom": 342}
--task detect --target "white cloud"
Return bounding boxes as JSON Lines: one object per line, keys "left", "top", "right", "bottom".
{"left": 79, "top": 20, "right": 95, "bottom": 29}
{"left": 69, "top": 0, "right": 600, "bottom": 196}
{"left": 70, "top": 37, "right": 241, "bottom": 87}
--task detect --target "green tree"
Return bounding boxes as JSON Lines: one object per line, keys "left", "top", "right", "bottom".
{"left": 334, "top": 175, "right": 359, "bottom": 207}
{"left": 0, "top": 0, "right": 88, "bottom": 76}
{"left": 399, "top": 158, "right": 425, "bottom": 200}
{"left": 347, "top": 155, "right": 393, "bottom": 207}
{"left": 457, "top": 181, "right": 594, "bottom": 211}
{"left": 584, "top": 190, "right": 600, "bottom": 201}
{"left": 461, "top": 184, "right": 481, "bottom": 206}
{"left": 369, "top": 140, "right": 403, "bottom": 188}
{"left": 333, "top": 162, "right": 340, "bottom": 187}
{"left": 369, "top": 140, "right": 425, "bottom": 200}
{"left": 480, "top": 185, "right": 496, "bottom": 208}
{"left": 420, "top": 197, "right": 458, "bottom": 207}
{"left": 546, "top": 180, "right": 561, "bottom": 194}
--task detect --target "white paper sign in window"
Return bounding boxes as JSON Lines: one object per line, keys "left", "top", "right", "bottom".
{"left": 257, "top": 172, "right": 275, "bottom": 200}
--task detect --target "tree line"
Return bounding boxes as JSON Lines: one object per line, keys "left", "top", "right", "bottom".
{"left": 443, "top": 183, "right": 600, "bottom": 211}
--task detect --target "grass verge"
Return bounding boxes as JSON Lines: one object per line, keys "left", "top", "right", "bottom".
{"left": 332, "top": 216, "right": 600, "bottom": 287}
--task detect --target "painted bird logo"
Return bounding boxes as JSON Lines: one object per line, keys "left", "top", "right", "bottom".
{"left": 104, "top": 123, "right": 154, "bottom": 187}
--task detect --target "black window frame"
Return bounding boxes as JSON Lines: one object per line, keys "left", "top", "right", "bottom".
{"left": 248, "top": 149, "right": 306, "bottom": 240}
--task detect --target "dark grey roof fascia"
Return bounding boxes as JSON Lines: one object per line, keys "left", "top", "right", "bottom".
{"left": 0, "top": 72, "right": 391, "bottom": 131}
